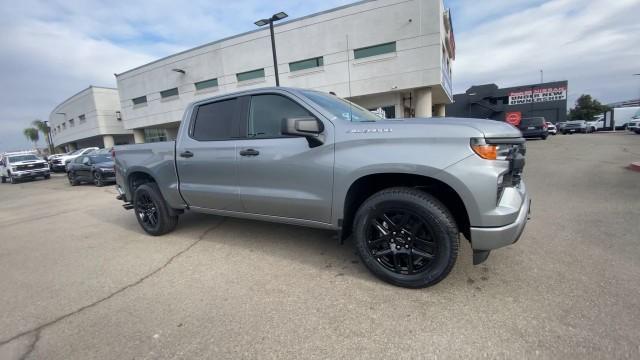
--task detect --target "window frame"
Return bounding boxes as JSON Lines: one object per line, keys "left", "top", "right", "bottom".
{"left": 188, "top": 96, "right": 244, "bottom": 142}
{"left": 195, "top": 78, "right": 219, "bottom": 91}
{"left": 353, "top": 41, "right": 397, "bottom": 60}
{"left": 289, "top": 56, "right": 324, "bottom": 72}
{"left": 160, "top": 87, "right": 179, "bottom": 99}
{"left": 132, "top": 96, "right": 148, "bottom": 105}
{"left": 236, "top": 68, "right": 265, "bottom": 82}
{"left": 241, "top": 93, "right": 319, "bottom": 140}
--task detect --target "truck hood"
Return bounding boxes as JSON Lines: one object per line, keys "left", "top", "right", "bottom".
{"left": 362, "top": 117, "right": 522, "bottom": 138}
{"left": 11, "top": 160, "right": 47, "bottom": 166}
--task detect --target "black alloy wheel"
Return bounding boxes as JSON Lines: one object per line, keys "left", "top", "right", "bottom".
{"left": 68, "top": 172, "right": 78, "bottom": 186}
{"left": 365, "top": 208, "right": 437, "bottom": 276}
{"left": 133, "top": 183, "right": 178, "bottom": 236}
{"left": 353, "top": 187, "right": 459, "bottom": 288}
{"left": 94, "top": 171, "right": 104, "bottom": 187}
{"left": 136, "top": 192, "right": 159, "bottom": 230}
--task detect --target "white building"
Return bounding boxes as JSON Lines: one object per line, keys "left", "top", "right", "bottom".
{"left": 115, "top": 0, "right": 455, "bottom": 143}
{"left": 49, "top": 86, "right": 134, "bottom": 151}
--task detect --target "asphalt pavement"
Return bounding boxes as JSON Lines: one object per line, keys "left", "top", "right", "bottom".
{"left": 1, "top": 132, "right": 639, "bottom": 359}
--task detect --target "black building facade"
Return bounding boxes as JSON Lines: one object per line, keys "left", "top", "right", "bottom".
{"left": 446, "top": 81, "right": 568, "bottom": 124}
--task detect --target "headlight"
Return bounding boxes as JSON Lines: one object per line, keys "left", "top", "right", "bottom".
{"left": 470, "top": 138, "right": 521, "bottom": 160}
{"left": 11, "top": 167, "right": 18, "bottom": 172}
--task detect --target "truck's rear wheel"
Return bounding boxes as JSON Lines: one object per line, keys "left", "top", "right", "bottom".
{"left": 353, "top": 187, "right": 459, "bottom": 288}
{"left": 133, "top": 183, "right": 178, "bottom": 236}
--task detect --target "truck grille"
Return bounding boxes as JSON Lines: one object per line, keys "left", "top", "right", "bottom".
{"left": 16, "top": 163, "right": 45, "bottom": 171}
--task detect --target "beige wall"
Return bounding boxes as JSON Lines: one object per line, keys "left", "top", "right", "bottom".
{"left": 116, "top": 0, "right": 454, "bottom": 130}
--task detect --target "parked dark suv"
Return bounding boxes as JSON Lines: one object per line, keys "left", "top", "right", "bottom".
{"left": 518, "top": 117, "right": 548, "bottom": 140}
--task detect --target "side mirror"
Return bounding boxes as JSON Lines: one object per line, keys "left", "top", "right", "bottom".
{"left": 282, "top": 117, "right": 325, "bottom": 147}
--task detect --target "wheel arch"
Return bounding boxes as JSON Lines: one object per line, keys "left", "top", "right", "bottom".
{"left": 340, "top": 173, "right": 470, "bottom": 242}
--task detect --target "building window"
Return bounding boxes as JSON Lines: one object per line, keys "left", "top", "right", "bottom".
{"left": 69, "top": 119, "right": 75, "bottom": 127}
{"left": 160, "top": 88, "right": 179, "bottom": 98}
{"left": 236, "top": 68, "right": 265, "bottom": 82}
{"left": 195, "top": 78, "right": 219, "bottom": 91}
{"left": 289, "top": 57, "right": 324, "bottom": 72}
{"left": 78, "top": 114, "right": 86, "bottom": 124}
{"left": 143, "top": 128, "right": 167, "bottom": 143}
{"left": 132, "top": 96, "right": 147, "bottom": 105}
{"left": 354, "top": 42, "right": 396, "bottom": 59}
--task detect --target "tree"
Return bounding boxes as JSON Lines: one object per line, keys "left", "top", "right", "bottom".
{"left": 23, "top": 128, "right": 40, "bottom": 149}
{"left": 568, "top": 94, "right": 610, "bottom": 121}
{"left": 32, "top": 119, "right": 54, "bottom": 154}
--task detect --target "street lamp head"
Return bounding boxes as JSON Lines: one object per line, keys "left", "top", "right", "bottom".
{"left": 272, "top": 12, "right": 288, "bottom": 21}
{"left": 254, "top": 19, "right": 269, "bottom": 27}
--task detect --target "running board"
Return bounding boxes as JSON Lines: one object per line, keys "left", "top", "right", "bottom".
{"left": 122, "top": 203, "right": 134, "bottom": 210}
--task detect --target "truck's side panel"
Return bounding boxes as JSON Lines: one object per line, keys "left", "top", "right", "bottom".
{"left": 115, "top": 142, "right": 184, "bottom": 209}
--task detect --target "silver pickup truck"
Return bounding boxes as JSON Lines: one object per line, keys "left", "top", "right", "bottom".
{"left": 114, "top": 87, "right": 530, "bottom": 288}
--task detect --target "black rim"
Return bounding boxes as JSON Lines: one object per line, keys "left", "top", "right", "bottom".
{"left": 94, "top": 172, "right": 101, "bottom": 185}
{"left": 136, "top": 193, "right": 159, "bottom": 229}
{"left": 365, "top": 208, "right": 437, "bottom": 275}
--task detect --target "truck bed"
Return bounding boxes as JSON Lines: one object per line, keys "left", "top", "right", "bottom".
{"left": 114, "top": 141, "right": 185, "bottom": 209}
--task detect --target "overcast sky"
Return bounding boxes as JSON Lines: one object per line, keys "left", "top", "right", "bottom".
{"left": 1, "top": 0, "right": 639, "bottom": 151}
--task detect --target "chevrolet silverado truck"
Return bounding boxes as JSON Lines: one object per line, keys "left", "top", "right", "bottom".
{"left": 114, "top": 87, "right": 530, "bottom": 288}
{"left": 1, "top": 152, "right": 50, "bottom": 184}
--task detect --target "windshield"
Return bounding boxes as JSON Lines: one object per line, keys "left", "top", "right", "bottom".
{"left": 8, "top": 155, "right": 39, "bottom": 162}
{"left": 301, "top": 90, "right": 382, "bottom": 122}
{"left": 69, "top": 149, "right": 84, "bottom": 155}
{"left": 89, "top": 154, "right": 112, "bottom": 163}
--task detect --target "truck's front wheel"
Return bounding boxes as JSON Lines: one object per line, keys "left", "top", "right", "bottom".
{"left": 133, "top": 183, "right": 178, "bottom": 236}
{"left": 353, "top": 187, "right": 459, "bottom": 288}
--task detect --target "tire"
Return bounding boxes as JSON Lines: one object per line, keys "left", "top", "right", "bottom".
{"left": 93, "top": 171, "right": 104, "bottom": 187}
{"left": 9, "top": 173, "right": 17, "bottom": 184}
{"left": 1, "top": 176, "right": 5, "bottom": 183}
{"left": 353, "top": 187, "right": 459, "bottom": 288}
{"left": 133, "top": 183, "right": 178, "bottom": 236}
{"left": 542, "top": 135, "right": 548, "bottom": 140}
{"left": 44, "top": 174, "right": 51, "bottom": 180}
{"left": 68, "top": 172, "right": 78, "bottom": 186}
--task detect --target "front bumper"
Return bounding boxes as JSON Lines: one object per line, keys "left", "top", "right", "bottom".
{"left": 12, "top": 169, "right": 50, "bottom": 178}
{"left": 470, "top": 193, "right": 531, "bottom": 251}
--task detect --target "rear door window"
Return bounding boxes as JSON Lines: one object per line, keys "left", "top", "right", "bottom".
{"left": 191, "top": 98, "right": 238, "bottom": 141}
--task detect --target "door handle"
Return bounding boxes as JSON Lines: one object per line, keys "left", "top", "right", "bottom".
{"left": 239, "top": 149, "right": 260, "bottom": 157}
{"left": 180, "top": 151, "right": 194, "bottom": 158}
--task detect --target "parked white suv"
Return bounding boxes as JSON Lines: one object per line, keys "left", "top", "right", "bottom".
{"left": 0, "top": 152, "right": 50, "bottom": 184}
{"left": 53, "top": 147, "right": 99, "bottom": 171}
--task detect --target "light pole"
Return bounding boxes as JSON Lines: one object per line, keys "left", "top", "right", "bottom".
{"left": 255, "top": 12, "right": 288, "bottom": 86}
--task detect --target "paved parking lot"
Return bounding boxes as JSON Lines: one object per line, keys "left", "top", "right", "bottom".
{"left": 1, "top": 132, "right": 639, "bottom": 359}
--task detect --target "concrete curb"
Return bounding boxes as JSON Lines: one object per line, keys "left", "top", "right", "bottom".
{"left": 629, "top": 162, "right": 640, "bottom": 172}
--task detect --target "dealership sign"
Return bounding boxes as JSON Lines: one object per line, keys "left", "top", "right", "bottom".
{"left": 508, "top": 87, "right": 567, "bottom": 105}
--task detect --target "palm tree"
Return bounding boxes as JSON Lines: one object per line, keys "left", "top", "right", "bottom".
{"left": 23, "top": 128, "right": 40, "bottom": 149}
{"left": 32, "top": 119, "right": 54, "bottom": 154}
